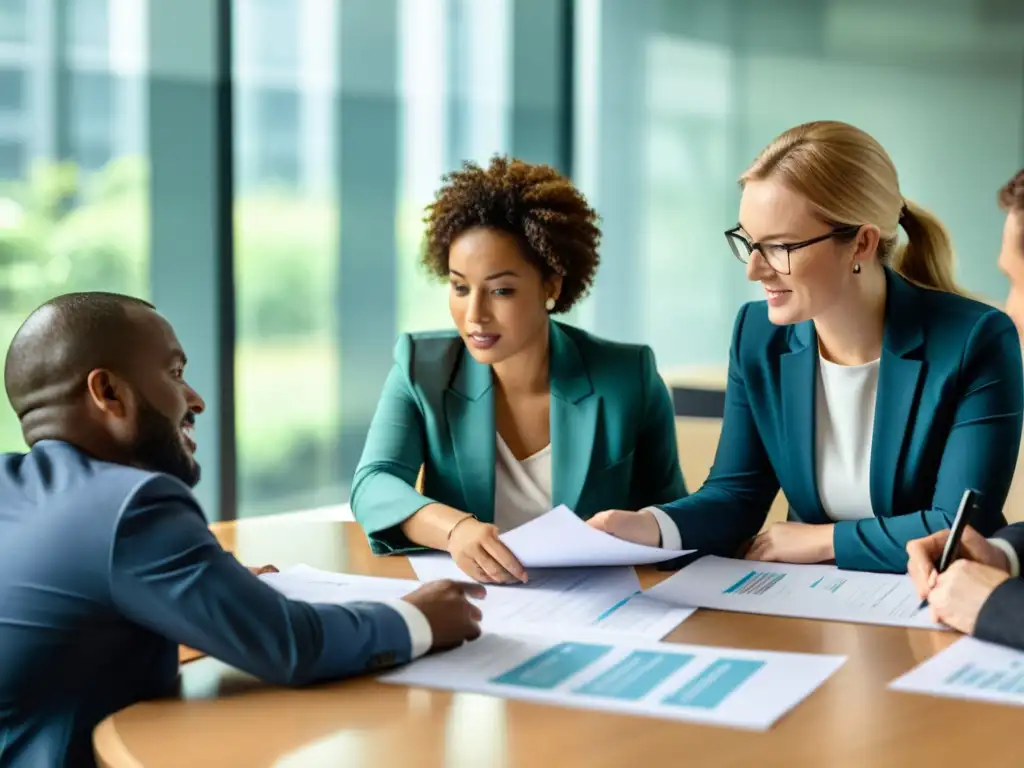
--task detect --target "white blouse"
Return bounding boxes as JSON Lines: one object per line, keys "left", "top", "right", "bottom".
{"left": 814, "top": 354, "right": 881, "bottom": 522}
{"left": 493, "top": 433, "right": 552, "bottom": 532}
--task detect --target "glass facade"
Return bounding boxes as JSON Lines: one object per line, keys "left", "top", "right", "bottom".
{"left": 0, "top": 0, "right": 148, "bottom": 481}
{"left": 0, "top": 0, "right": 1022, "bottom": 520}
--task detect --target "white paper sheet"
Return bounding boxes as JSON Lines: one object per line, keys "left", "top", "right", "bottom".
{"left": 645, "top": 556, "right": 943, "bottom": 630}
{"left": 260, "top": 565, "right": 418, "bottom": 603}
{"left": 379, "top": 629, "right": 846, "bottom": 730}
{"left": 416, "top": 505, "right": 692, "bottom": 570}
{"left": 412, "top": 556, "right": 692, "bottom": 639}
{"left": 265, "top": 563, "right": 694, "bottom": 641}
{"left": 890, "top": 637, "right": 1024, "bottom": 706}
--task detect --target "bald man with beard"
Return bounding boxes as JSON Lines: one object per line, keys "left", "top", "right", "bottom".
{"left": 0, "top": 292, "right": 484, "bottom": 768}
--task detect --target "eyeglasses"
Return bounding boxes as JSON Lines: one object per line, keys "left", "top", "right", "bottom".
{"left": 724, "top": 224, "right": 861, "bottom": 275}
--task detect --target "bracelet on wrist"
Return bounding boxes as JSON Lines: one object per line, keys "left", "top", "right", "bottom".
{"left": 447, "top": 514, "right": 477, "bottom": 542}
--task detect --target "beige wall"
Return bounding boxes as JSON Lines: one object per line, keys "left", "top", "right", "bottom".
{"left": 674, "top": 417, "right": 788, "bottom": 532}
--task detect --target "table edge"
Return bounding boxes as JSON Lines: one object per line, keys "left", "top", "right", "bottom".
{"left": 94, "top": 716, "right": 144, "bottom": 768}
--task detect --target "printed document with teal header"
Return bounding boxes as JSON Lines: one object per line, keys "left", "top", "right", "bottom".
{"left": 645, "top": 556, "right": 943, "bottom": 629}
{"left": 891, "top": 637, "right": 1024, "bottom": 706}
{"left": 380, "top": 630, "right": 846, "bottom": 730}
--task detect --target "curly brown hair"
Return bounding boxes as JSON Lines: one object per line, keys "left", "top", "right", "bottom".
{"left": 1000, "top": 169, "right": 1024, "bottom": 213}
{"left": 421, "top": 155, "right": 601, "bottom": 313}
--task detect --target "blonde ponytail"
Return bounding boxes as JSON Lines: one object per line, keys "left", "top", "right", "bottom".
{"left": 743, "top": 121, "right": 963, "bottom": 295}
{"left": 890, "top": 199, "right": 962, "bottom": 294}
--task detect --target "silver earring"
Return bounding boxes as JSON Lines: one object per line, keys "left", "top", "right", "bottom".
{"left": 852, "top": 263, "right": 861, "bottom": 274}
{"left": 545, "top": 297, "right": 556, "bottom": 311}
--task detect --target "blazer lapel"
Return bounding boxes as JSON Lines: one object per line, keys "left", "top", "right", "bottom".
{"left": 781, "top": 321, "right": 827, "bottom": 522}
{"left": 445, "top": 348, "right": 496, "bottom": 522}
{"left": 869, "top": 270, "right": 925, "bottom": 517}
{"left": 549, "top": 323, "right": 598, "bottom": 515}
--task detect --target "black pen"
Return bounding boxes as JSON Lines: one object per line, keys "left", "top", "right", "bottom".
{"left": 919, "top": 488, "right": 982, "bottom": 610}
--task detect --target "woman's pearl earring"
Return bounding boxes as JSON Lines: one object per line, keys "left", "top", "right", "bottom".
{"left": 852, "top": 263, "right": 861, "bottom": 274}
{"left": 545, "top": 297, "right": 556, "bottom": 311}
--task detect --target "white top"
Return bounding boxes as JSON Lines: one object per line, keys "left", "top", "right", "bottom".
{"left": 493, "top": 434, "right": 553, "bottom": 532}
{"left": 491, "top": 434, "right": 682, "bottom": 548}
{"left": 814, "top": 354, "right": 880, "bottom": 522}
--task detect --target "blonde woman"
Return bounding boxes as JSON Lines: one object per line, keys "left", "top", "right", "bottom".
{"left": 591, "top": 120, "right": 1024, "bottom": 573}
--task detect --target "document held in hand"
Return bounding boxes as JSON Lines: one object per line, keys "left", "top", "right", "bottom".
{"left": 266, "top": 563, "right": 696, "bottom": 642}
{"left": 467, "top": 504, "right": 693, "bottom": 568}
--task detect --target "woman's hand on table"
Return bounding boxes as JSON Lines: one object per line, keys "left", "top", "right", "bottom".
{"left": 744, "top": 522, "right": 834, "bottom": 563}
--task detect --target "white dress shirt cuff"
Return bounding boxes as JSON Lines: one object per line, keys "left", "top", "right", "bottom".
{"left": 642, "top": 506, "right": 682, "bottom": 551}
{"left": 379, "top": 599, "right": 433, "bottom": 659}
{"left": 989, "top": 537, "right": 1021, "bottom": 579}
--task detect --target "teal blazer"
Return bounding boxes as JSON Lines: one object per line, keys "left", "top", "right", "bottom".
{"left": 352, "top": 321, "right": 687, "bottom": 554}
{"left": 658, "top": 268, "right": 1024, "bottom": 573}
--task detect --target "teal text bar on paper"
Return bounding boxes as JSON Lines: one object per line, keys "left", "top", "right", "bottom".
{"left": 945, "top": 661, "right": 1024, "bottom": 695}
{"left": 723, "top": 571, "right": 785, "bottom": 595}
{"left": 574, "top": 651, "right": 695, "bottom": 700}
{"left": 663, "top": 658, "right": 765, "bottom": 709}
{"left": 491, "top": 642, "right": 612, "bottom": 690}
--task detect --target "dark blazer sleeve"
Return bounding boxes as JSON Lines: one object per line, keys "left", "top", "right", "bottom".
{"left": 655, "top": 303, "right": 781, "bottom": 554}
{"left": 993, "top": 522, "right": 1024, "bottom": 562}
{"left": 975, "top": 577, "right": 1024, "bottom": 652}
{"left": 630, "top": 345, "right": 688, "bottom": 509}
{"left": 833, "top": 310, "right": 1024, "bottom": 572}
{"left": 109, "top": 476, "right": 414, "bottom": 686}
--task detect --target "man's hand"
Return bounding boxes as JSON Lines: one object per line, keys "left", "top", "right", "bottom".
{"left": 745, "top": 522, "right": 834, "bottom": 563}
{"left": 447, "top": 519, "right": 527, "bottom": 584}
{"left": 928, "top": 560, "right": 1009, "bottom": 634}
{"left": 402, "top": 579, "right": 486, "bottom": 652}
{"left": 587, "top": 509, "right": 661, "bottom": 547}
{"left": 906, "top": 526, "right": 1009, "bottom": 600}
{"left": 248, "top": 564, "right": 279, "bottom": 576}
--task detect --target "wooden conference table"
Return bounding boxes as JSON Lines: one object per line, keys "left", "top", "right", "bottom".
{"left": 95, "top": 518, "right": 1018, "bottom": 767}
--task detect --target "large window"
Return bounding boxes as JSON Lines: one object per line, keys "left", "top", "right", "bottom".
{"left": 231, "top": 0, "right": 562, "bottom": 517}
{"left": 1, "top": 0, "right": 1021, "bottom": 523}
{"left": 0, "top": 0, "right": 28, "bottom": 45}
{"left": 572, "top": 0, "right": 1024, "bottom": 375}
{"left": 0, "top": 0, "right": 148, "bottom": 456}
{"left": 232, "top": 0, "right": 339, "bottom": 517}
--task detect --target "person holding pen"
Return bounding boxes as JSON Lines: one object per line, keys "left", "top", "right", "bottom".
{"left": 351, "top": 156, "right": 686, "bottom": 584}
{"left": 906, "top": 168, "right": 1024, "bottom": 647}
{"left": 589, "top": 122, "right": 1024, "bottom": 573}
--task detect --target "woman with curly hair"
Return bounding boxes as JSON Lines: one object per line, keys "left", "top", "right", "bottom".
{"left": 351, "top": 156, "right": 686, "bottom": 583}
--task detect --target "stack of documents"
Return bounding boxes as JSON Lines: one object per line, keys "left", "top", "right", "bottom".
{"left": 645, "top": 556, "right": 943, "bottom": 630}
{"left": 264, "top": 563, "right": 694, "bottom": 641}
{"left": 890, "top": 637, "right": 1024, "bottom": 707}
{"left": 260, "top": 565, "right": 416, "bottom": 603}
{"left": 380, "top": 628, "right": 847, "bottom": 730}
{"left": 410, "top": 557, "right": 694, "bottom": 640}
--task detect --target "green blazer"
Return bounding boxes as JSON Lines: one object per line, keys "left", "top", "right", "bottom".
{"left": 352, "top": 321, "right": 687, "bottom": 554}
{"left": 658, "top": 268, "right": 1024, "bottom": 573}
